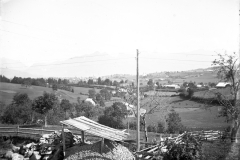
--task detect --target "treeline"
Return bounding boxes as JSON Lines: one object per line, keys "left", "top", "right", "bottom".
{"left": 77, "top": 77, "right": 133, "bottom": 88}
{"left": 0, "top": 75, "right": 73, "bottom": 92}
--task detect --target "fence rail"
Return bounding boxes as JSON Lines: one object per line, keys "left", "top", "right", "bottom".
{"left": 0, "top": 126, "right": 101, "bottom": 140}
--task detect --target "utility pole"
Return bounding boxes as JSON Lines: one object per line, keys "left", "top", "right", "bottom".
{"left": 136, "top": 49, "right": 140, "bottom": 151}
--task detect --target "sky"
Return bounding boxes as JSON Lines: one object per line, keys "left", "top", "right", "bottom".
{"left": 0, "top": 0, "right": 239, "bottom": 75}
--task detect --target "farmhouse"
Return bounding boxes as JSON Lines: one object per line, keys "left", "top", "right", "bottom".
{"left": 123, "top": 102, "right": 146, "bottom": 117}
{"left": 163, "top": 84, "right": 180, "bottom": 89}
{"left": 216, "top": 82, "right": 231, "bottom": 88}
{"left": 85, "top": 98, "right": 96, "bottom": 106}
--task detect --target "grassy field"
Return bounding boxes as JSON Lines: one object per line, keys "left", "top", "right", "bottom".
{"left": 126, "top": 95, "right": 230, "bottom": 131}
{"left": 0, "top": 82, "right": 231, "bottom": 131}
{"left": 0, "top": 82, "right": 95, "bottom": 104}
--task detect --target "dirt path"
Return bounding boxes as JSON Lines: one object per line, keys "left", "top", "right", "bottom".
{"left": 225, "top": 127, "right": 240, "bottom": 160}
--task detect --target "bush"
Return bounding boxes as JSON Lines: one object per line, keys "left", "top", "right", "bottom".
{"left": 162, "top": 132, "right": 202, "bottom": 160}
{"left": 98, "top": 102, "right": 127, "bottom": 129}
{"left": 157, "top": 121, "right": 165, "bottom": 133}
{"left": 147, "top": 125, "right": 157, "bottom": 132}
{"left": 166, "top": 110, "right": 186, "bottom": 134}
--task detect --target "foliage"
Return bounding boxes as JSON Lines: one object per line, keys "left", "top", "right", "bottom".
{"left": 76, "top": 101, "right": 99, "bottom": 118}
{"left": 147, "top": 124, "right": 157, "bottom": 132}
{"left": 60, "top": 99, "right": 73, "bottom": 119}
{"left": 212, "top": 53, "right": 239, "bottom": 105}
{"left": 157, "top": 121, "right": 166, "bottom": 133}
{"left": 100, "top": 88, "right": 112, "bottom": 101}
{"left": 88, "top": 89, "right": 96, "bottom": 99}
{"left": 32, "top": 92, "right": 58, "bottom": 115}
{"left": 52, "top": 84, "right": 58, "bottom": 91}
{"left": 166, "top": 110, "right": 186, "bottom": 134}
{"left": 0, "top": 75, "right": 10, "bottom": 83}
{"left": 162, "top": 132, "right": 202, "bottom": 160}
{"left": 212, "top": 52, "right": 240, "bottom": 141}
{"left": 98, "top": 102, "right": 128, "bottom": 129}
{"left": 1, "top": 93, "right": 33, "bottom": 124}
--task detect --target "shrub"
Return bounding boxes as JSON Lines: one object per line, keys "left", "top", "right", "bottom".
{"left": 147, "top": 125, "right": 157, "bottom": 132}
{"left": 162, "top": 132, "right": 202, "bottom": 160}
{"left": 166, "top": 110, "right": 186, "bottom": 134}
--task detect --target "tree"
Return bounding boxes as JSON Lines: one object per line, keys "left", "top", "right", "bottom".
{"left": 96, "top": 93, "right": 105, "bottom": 107}
{"left": 52, "top": 84, "right": 58, "bottom": 91}
{"left": 113, "top": 80, "right": 119, "bottom": 87}
{"left": 32, "top": 92, "right": 58, "bottom": 127}
{"left": 1, "top": 93, "right": 33, "bottom": 124}
{"left": 166, "top": 109, "right": 185, "bottom": 134}
{"left": 124, "top": 91, "right": 171, "bottom": 142}
{"left": 97, "top": 77, "right": 102, "bottom": 85}
{"left": 98, "top": 102, "right": 127, "bottom": 129}
{"left": 87, "top": 79, "right": 94, "bottom": 85}
{"left": 147, "top": 79, "right": 154, "bottom": 86}
{"left": 60, "top": 99, "right": 72, "bottom": 119}
{"left": 88, "top": 89, "right": 96, "bottom": 99}
{"left": 104, "top": 79, "right": 112, "bottom": 86}
{"left": 212, "top": 52, "right": 240, "bottom": 141}
{"left": 76, "top": 102, "right": 97, "bottom": 118}
{"left": 100, "top": 88, "right": 112, "bottom": 101}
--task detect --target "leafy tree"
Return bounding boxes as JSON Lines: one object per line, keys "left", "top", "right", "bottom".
{"left": 104, "top": 79, "right": 112, "bottom": 86}
{"left": 212, "top": 52, "right": 240, "bottom": 141}
{"left": 88, "top": 89, "right": 96, "bottom": 99}
{"left": 32, "top": 92, "right": 58, "bottom": 127}
{"left": 113, "top": 80, "right": 119, "bottom": 87}
{"left": 157, "top": 121, "right": 165, "bottom": 133}
{"left": 100, "top": 88, "right": 112, "bottom": 101}
{"left": 166, "top": 109, "right": 185, "bottom": 134}
{"left": 60, "top": 99, "right": 72, "bottom": 119}
{"left": 97, "top": 77, "right": 102, "bottom": 85}
{"left": 147, "top": 79, "right": 154, "bottom": 86}
{"left": 76, "top": 102, "right": 97, "bottom": 118}
{"left": 183, "top": 82, "right": 188, "bottom": 87}
{"left": 87, "top": 79, "right": 94, "bottom": 85}
{"left": 0, "top": 75, "right": 10, "bottom": 83}
{"left": 96, "top": 93, "right": 105, "bottom": 107}
{"left": 52, "top": 84, "right": 58, "bottom": 91}
{"left": 98, "top": 102, "right": 127, "bottom": 129}
{"left": 1, "top": 93, "right": 33, "bottom": 124}
{"left": 120, "top": 80, "right": 124, "bottom": 84}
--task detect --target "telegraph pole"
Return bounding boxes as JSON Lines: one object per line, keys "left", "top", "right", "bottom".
{"left": 136, "top": 49, "right": 140, "bottom": 151}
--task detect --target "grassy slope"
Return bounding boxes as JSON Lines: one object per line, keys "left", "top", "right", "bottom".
{"left": 0, "top": 82, "right": 95, "bottom": 104}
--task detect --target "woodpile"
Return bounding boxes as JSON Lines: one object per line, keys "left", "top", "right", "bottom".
{"left": 64, "top": 139, "right": 135, "bottom": 160}
{"left": 0, "top": 129, "right": 82, "bottom": 160}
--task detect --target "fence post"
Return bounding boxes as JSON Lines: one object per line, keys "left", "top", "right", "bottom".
{"left": 62, "top": 124, "right": 66, "bottom": 157}
{"left": 81, "top": 131, "right": 85, "bottom": 143}
{"left": 17, "top": 125, "right": 19, "bottom": 136}
{"left": 160, "top": 133, "right": 163, "bottom": 141}
{"left": 41, "top": 126, "right": 44, "bottom": 135}
{"left": 100, "top": 138, "right": 104, "bottom": 154}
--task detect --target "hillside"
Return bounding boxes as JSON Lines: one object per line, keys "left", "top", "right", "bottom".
{"left": 0, "top": 82, "right": 89, "bottom": 104}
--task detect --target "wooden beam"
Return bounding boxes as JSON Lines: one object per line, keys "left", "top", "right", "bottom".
{"left": 62, "top": 124, "right": 66, "bottom": 157}
{"left": 81, "top": 131, "right": 85, "bottom": 143}
{"left": 100, "top": 138, "right": 104, "bottom": 153}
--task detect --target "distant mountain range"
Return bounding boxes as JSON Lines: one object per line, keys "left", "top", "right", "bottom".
{"left": 0, "top": 50, "right": 217, "bottom": 78}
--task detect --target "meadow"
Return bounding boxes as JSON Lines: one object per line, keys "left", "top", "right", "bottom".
{"left": 0, "top": 82, "right": 94, "bottom": 104}
{"left": 0, "top": 82, "right": 231, "bottom": 132}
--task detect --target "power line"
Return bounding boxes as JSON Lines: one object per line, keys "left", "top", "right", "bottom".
{"left": 0, "top": 54, "right": 111, "bottom": 65}
{"left": 140, "top": 51, "right": 219, "bottom": 57}
{"left": 1, "top": 57, "right": 135, "bottom": 69}
{"left": 141, "top": 57, "right": 213, "bottom": 63}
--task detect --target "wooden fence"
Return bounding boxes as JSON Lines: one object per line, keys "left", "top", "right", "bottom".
{"left": 0, "top": 126, "right": 101, "bottom": 141}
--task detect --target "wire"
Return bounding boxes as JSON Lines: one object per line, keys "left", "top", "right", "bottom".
{"left": 0, "top": 54, "right": 111, "bottom": 65}
{"left": 0, "top": 57, "right": 135, "bottom": 69}
{"left": 140, "top": 51, "right": 219, "bottom": 57}
{"left": 141, "top": 57, "right": 213, "bottom": 63}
